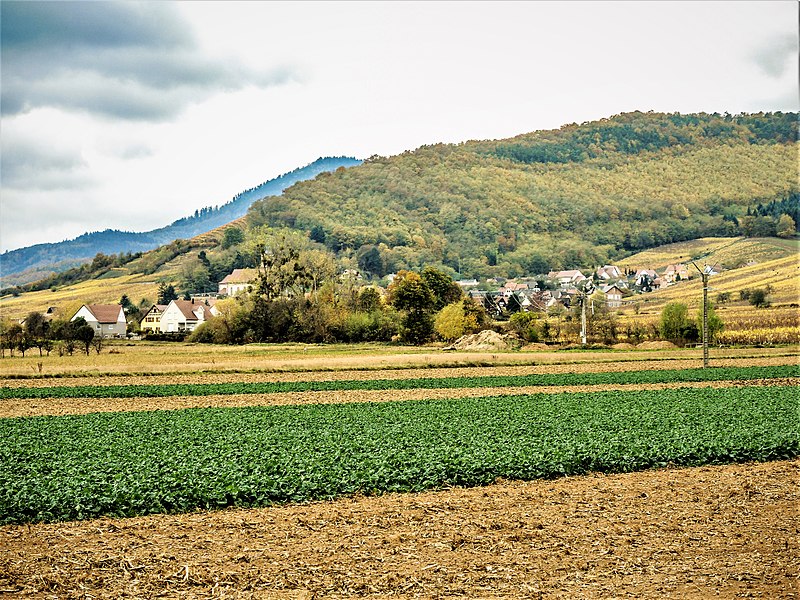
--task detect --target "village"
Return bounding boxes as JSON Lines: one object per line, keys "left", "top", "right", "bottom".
{"left": 47, "top": 261, "right": 699, "bottom": 338}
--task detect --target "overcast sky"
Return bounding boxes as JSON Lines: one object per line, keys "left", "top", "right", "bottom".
{"left": 1, "top": 1, "right": 797, "bottom": 253}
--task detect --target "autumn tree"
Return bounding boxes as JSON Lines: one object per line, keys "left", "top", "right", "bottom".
{"left": 388, "top": 270, "right": 436, "bottom": 345}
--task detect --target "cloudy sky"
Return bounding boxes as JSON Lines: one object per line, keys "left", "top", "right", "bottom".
{"left": 1, "top": 1, "right": 797, "bottom": 253}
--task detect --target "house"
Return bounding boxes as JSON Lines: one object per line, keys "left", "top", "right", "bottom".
{"left": 596, "top": 265, "right": 622, "bottom": 280}
{"left": 218, "top": 268, "right": 259, "bottom": 296}
{"left": 601, "top": 284, "right": 624, "bottom": 308}
{"left": 71, "top": 304, "right": 127, "bottom": 338}
{"left": 548, "top": 270, "right": 586, "bottom": 286}
{"left": 634, "top": 269, "right": 659, "bottom": 287}
{"left": 456, "top": 278, "right": 479, "bottom": 288}
{"left": 139, "top": 304, "right": 168, "bottom": 333}
{"left": 662, "top": 264, "right": 690, "bottom": 283}
{"left": 160, "top": 299, "right": 219, "bottom": 333}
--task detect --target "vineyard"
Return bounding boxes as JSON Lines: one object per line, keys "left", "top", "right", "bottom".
{"left": 1, "top": 345, "right": 798, "bottom": 597}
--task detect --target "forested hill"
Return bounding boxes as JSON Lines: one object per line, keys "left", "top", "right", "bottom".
{"left": 0, "top": 156, "right": 361, "bottom": 288}
{"left": 246, "top": 111, "right": 798, "bottom": 279}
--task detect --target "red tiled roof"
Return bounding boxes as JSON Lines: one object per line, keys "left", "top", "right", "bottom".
{"left": 85, "top": 304, "right": 123, "bottom": 324}
{"left": 172, "top": 300, "right": 202, "bottom": 321}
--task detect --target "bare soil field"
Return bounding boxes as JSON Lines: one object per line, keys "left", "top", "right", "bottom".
{"left": 3, "top": 346, "right": 797, "bottom": 598}
{"left": 2, "top": 460, "right": 797, "bottom": 599}
{"left": 2, "top": 378, "right": 797, "bottom": 419}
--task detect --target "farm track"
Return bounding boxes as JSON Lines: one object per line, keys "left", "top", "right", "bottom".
{"left": 2, "top": 459, "right": 797, "bottom": 599}
{"left": 2, "top": 355, "right": 797, "bottom": 389}
{"left": 1, "top": 378, "right": 797, "bottom": 419}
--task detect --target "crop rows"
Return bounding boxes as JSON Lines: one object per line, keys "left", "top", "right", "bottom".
{"left": 1, "top": 385, "right": 797, "bottom": 524}
{"left": 1, "top": 364, "right": 796, "bottom": 400}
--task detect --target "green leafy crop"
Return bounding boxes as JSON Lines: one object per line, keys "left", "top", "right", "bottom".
{"left": 1, "top": 385, "right": 796, "bottom": 524}
{"left": 1, "top": 364, "right": 796, "bottom": 400}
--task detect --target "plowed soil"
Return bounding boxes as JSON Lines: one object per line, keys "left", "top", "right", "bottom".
{"left": 2, "top": 378, "right": 797, "bottom": 419}
{"left": 2, "top": 460, "right": 797, "bottom": 599}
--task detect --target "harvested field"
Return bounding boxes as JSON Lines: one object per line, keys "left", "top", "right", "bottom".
{"left": 1, "top": 344, "right": 796, "bottom": 379}
{"left": 2, "top": 354, "right": 797, "bottom": 389}
{"left": 2, "top": 459, "right": 797, "bottom": 599}
{"left": 2, "top": 378, "right": 797, "bottom": 419}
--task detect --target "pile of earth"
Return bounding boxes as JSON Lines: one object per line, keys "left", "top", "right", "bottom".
{"left": 448, "top": 330, "right": 522, "bottom": 351}
{"left": 636, "top": 341, "right": 678, "bottom": 350}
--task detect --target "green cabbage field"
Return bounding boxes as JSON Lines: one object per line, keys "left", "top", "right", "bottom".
{"left": 1, "top": 384, "right": 797, "bottom": 525}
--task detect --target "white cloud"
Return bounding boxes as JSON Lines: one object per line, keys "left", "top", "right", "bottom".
{"left": 0, "top": 0, "right": 798, "bottom": 253}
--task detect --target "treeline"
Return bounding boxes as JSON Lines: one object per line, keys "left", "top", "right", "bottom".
{"left": 0, "top": 315, "right": 100, "bottom": 357}
{"left": 186, "top": 228, "right": 487, "bottom": 345}
{"left": 492, "top": 111, "right": 798, "bottom": 164}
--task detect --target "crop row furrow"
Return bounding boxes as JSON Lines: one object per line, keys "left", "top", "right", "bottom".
{"left": 0, "top": 364, "right": 796, "bottom": 400}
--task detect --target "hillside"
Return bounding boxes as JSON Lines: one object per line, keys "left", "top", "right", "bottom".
{"left": 0, "top": 157, "right": 361, "bottom": 288}
{"left": 245, "top": 111, "right": 797, "bottom": 280}
{"left": 1, "top": 235, "right": 796, "bottom": 325}
{"left": 1, "top": 111, "right": 797, "bottom": 320}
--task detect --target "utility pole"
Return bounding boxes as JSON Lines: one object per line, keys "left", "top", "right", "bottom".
{"left": 578, "top": 280, "right": 594, "bottom": 346}
{"left": 580, "top": 295, "right": 587, "bottom": 345}
{"left": 701, "top": 270, "right": 709, "bottom": 368}
{"left": 692, "top": 262, "right": 709, "bottom": 368}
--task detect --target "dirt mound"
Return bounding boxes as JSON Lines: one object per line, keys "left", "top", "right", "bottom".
{"left": 612, "top": 343, "right": 636, "bottom": 350}
{"left": 451, "top": 330, "right": 520, "bottom": 351}
{"left": 637, "top": 340, "right": 678, "bottom": 350}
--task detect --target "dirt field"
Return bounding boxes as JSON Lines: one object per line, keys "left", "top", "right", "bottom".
{"left": 2, "top": 459, "right": 797, "bottom": 599}
{"left": 1, "top": 378, "right": 796, "bottom": 419}
{"left": 2, "top": 346, "right": 797, "bottom": 598}
{"left": 2, "top": 354, "right": 797, "bottom": 389}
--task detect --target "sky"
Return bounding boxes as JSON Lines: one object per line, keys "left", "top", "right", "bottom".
{"left": 1, "top": 1, "right": 797, "bottom": 253}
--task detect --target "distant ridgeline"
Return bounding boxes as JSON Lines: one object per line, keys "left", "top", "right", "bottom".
{"left": 244, "top": 111, "right": 798, "bottom": 280}
{"left": 0, "top": 157, "right": 361, "bottom": 288}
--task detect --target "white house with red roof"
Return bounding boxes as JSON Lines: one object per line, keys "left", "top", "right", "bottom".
{"left": 160, "top": 299, "right": 220, "bottom": 333}
{"left": 71, "top": 304, "right": 126, "bottom": 338}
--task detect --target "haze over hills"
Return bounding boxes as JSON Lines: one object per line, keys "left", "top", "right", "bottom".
{"left": 0, "top": 157, "right": 361, "bottom": 288}
{"left": 1, "top": 111, "right": 797, "bottom": 303}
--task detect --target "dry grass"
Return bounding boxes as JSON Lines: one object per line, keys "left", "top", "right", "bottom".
{"left": 1, "top": 342, "right": 798, "bottom": 379}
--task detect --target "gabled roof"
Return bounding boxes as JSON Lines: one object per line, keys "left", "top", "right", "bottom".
{"left": 170, "top": 300, "right": 204, "bottom": 321}
{"left": 83, "top": 304, "right": 124, "bottom": 324}
{"left": 219, "top": 268, "right": 259, "bottom": 284}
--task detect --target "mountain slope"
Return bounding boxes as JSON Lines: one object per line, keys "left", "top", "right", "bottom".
{"left": 0, "top": 157, "right": 361, "bottom": 287}
{"left": 246, "top": 111, "right": 797, "bottom": 279}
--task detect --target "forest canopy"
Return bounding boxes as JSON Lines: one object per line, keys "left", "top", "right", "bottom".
{"left": 245, "top": 111, "right": 798, "bottom": 280}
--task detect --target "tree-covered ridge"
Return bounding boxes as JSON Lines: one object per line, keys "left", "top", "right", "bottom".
{"left": 246, "top": 112, "right": 798, "bottom": 280}
{"left": 488, "top": 111, "right": 798, "bottom": 164}
{"left": 0, "top": 157, "right": 361, "bottom": 288}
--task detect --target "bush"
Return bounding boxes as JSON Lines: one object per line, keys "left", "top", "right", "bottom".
{"left": 748, "top": 289, "right": 771, "bottom": 308}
